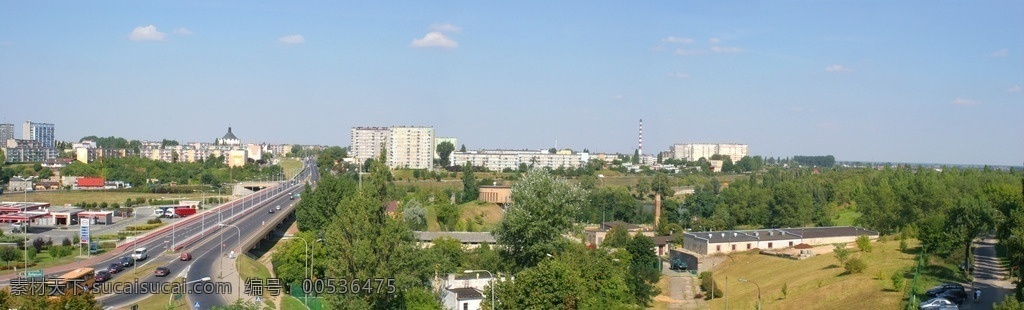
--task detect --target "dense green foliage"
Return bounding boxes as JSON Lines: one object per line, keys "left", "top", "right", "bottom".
{"left": 494, "top": 169, "right": 588, "bottom": 271}
{"left": 435, "top": 142, "right": 454, "bottom": 167}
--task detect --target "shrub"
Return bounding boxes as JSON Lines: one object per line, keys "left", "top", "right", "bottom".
{"left": 856, "top": 235, "right": 872, "bottom": 252}
{"left": 844, "top": 258, "right": 867, "bottom": 274}
{"left": 48, "top": 245, "right": 73, "bottom": 258}
{"left": 45, "top": 238, "right": 53, "bottom": 248}
{"left": 62, "top": 237, "right": 72, "bottom": 247}
{"left": 32, "top": 237, "right": 45, "bottom": 252}
{"left": 782, "top": 282, "right": 788, "bottom": 299}
{"left": 899, "top": 238, "right": 908, "bottom": 253}
{"left": 891, "top": 272, "right": 905, "bottom": 291}
{"left": 147, "top": 218, "right": 163, "bottom": 224}
{"left": 698, "top": 272, "right": 723, "bottom": 299}
{"left": 833, "top": 243, "right": 851, "bottom": 265}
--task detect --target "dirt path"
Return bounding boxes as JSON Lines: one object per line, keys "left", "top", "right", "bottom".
{"left": 965, "top": 238, "right": 1015, "bottom": 309}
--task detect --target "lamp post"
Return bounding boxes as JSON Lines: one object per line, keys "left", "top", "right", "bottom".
{"left": 219, "top": 223, "right": 242, "bottom": 300}
{"left": 738, "top": 278, "right": 761, "bottom": 310}
{"left": 464, "top": 270, "right": 496, "bottom": 309}
{"left": 311, "top": 239, "right": 324, "bottom": 279}
{"left": 282, "top": 237, "right": 310, "bottom": 279}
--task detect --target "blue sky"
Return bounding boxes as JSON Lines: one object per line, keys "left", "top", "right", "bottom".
{"left": 1, "top": 1, "right": 1021, "bottom": 166}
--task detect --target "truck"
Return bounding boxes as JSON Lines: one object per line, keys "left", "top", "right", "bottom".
{"left": 173, "top": 207, "right": 196, "bottom": 217}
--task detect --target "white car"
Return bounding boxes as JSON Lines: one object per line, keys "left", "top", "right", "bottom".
{"left": 131, "top": 247, "right": 148, "bottom": 261}
{"left": 276, "top": 205, "right": 281, "bottom": 210}
{"left": 919, "top": 297, "right": 957, "bottom": 310}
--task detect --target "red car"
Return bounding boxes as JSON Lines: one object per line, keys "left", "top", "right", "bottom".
{"left": 154, "top": 267, "right": 171, "bottom": 277}
{"left": 180, "top": 252, "right": 192, "bottom": 261}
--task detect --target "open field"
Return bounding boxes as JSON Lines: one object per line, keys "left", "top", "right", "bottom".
{"left": 11, "top": 190, "right": 210, "bottom": 207}
{"left": 458, "top": 201, "right": 503, "bottom": 231}
{"left": 280, "top": 158, "right": 302, "bottom": 179}
{"left": 706, "top": 239, "right": 919, "bottom": 310}
{"left": 832, "top": 209, "right": 862, "bottom": 226}
{"left": 117, "top": 276, "right": 188, "bottom": 310}
{"left": 237, "top": 254, "right": 274, "bottom": 308}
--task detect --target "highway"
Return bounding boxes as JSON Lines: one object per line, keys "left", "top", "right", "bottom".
{"left": 92, "top": 159, "right": 317, "bottom": 308}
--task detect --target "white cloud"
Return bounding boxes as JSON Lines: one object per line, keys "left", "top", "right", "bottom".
{"left": 674, "top": 49, "right": 706, "bottom": 56}
{"left": 668, "top": 72, "right": 690, "bottom": 79}
{"left": 990, "top": 48, "right": 1009, "bottom": 57}
{"left": 825, "top": 64, "right": 850, "bottom": 72}
{"left": 128, "top": 25, "right": 166, "bottom": 41}
{"left": 952, "top": 97, "right": 981, "bottom": 106}
{"left": 662, "top": 36, "right": 694, "bottom": 44}
{"left": 174, "top": 27, "right": 193, "bottom": 35}
{"left": 710, "top": 46, "right": 742, "bottom": 53}
{"left": 411, "top": 31, "right": 458, "bottom": 49}
{"left": 1008, "top": 85, "right": 1022, "bottom": 93}
{"left": 430, "top": 23, "right": 462, "bottom": 33}
{"left": 709, "top": 37, "right": 721, "bottom": 44}
{"left": 278, "top": 34, "right": 305, "bottom": 45}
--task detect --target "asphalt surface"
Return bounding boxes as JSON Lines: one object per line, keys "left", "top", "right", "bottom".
{"left": 93, "top": 161, "right": 315, "bottom": 309}
{"left": 962, "top": 238, "right": 1016, "bottom": 310}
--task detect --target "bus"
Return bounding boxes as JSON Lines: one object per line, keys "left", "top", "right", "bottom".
{"left": 49, "top": 267, "right": 95, "bottom": 296}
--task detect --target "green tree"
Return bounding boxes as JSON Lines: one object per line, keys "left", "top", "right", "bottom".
{"left": 602, "top": 225, "right": 631, "bottom": 248}
{"left": 891, "top": 272, "right": 905, "bottom": 291}
{"left": 294, "top": 175, "right": 357, "bottom": 232}
{"left": 947, "top": 197, "right": 997, "bottom": 265}
{"left": 585, "top": 186, "right": 641, "bottom": 224}
{"left": 403, "top": 286, "right": 444, "bottom": 310}
{"left": 460, "top": 144, "right": 467, "bottom": 152}
{"left": 435, "top": 203, "right": 459, "bottom": 231}
{"left": 427, "top": 237, "right": 464, "bottom": 275}
{"left": 402, "top": 199, "right": 427, "bottom": 230}
{"left": 650, "top": 173, "right": 675, "bottom": 198}
{"left": 436, "top": 142, "right": 455, "bottom": 167}
{"left": 461, "top": 163, "right": 478, "bottom": 203}
{"left": 321, "top": 193, "right": 431, "bottom": 309}
{"left": 626, "top": 233, "right": 661, "bottom": 305}
{"left": 270, "top": 233, "right": 312, "bottom": 286}
{"left": 494, "top": 169, "right": 588, "bottom": 271}
{"left": 37, "top": 167, "right": 53, "bottom": 179}
{"left": 844, "top": 258, "right": 867, "bottom": 274}
{"left": 856, "top": 235, "right": 873, "bottom": 252}
{"left": 833, "top": 243, "right": 851, "bottom": 265}
{"left": 0, "top": 246, "right": 17, "bottom": 266}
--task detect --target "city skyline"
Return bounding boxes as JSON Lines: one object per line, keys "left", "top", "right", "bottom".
{"left": 1, "top": 2, "right": 1021, "bottom": 166}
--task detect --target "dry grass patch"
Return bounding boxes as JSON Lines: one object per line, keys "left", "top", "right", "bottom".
{"left": 706, "top": 240, "right": 918, "bottom": 310}
{"left": 459, "top": 201, "right": 503, "bottom": 231}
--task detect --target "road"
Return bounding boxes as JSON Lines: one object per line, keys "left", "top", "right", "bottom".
{"left": 964, "top": 237, "right": 1015, "bottom": 310}
{"left": 97, "top": 160, "right": 315, "bottom": 308}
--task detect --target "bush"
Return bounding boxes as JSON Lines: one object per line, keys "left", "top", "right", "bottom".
{"left": 147, "top": 218, "right": 163, "bottom": 224}
{"left": 856, "top": 235, "right": 872, "bottom": 252}
{"left": 48, "top": 245, "right": 73, "bottom": 258}
{"left": 125, "top": 223, "right": 163, "bottom": 231}
{"left": 62, "top": 238, "right": 72, "bottom": 247}
{"left": 45, "top": 238, "right": 53, "bottom": 248}
{"left": 891, "top": 272, "right": 905, "bottom": 291}
{"left": 698, "top": 272, "right": 723, "bottom": 299}
{"left": 844, "top": 258, "right": 867, "bottom": 274}
{"left": 32, "top": 237, "right": 45, "bottom": 252}
{"left": 899, "top": 238, "right": 908, "bottom": 253}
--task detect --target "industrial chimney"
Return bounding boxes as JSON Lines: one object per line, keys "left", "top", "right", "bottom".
{"left": 654, "top": 193, "right": 662, "bottom": 227}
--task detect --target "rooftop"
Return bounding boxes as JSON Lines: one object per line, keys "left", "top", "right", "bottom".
{"left": 685, "top": 226, "right": 880, "bottom": 244}
{"left": 415, "top": 231, "right": 495, "bottom": 244}
{"left": 447, "top": 287, "right": 484, "bottom": 300}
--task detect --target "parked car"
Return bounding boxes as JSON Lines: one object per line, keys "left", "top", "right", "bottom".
{"left": 180, "top": 252, "right": 192, "bottom": 261}
{"left": 94, "top": 270, "right": 111, "bottom": 283}
{"left": 107, "top": 263, "right": 124, "bottom": 274}
{"left": 154, "top": 267, "right": 171, "bottom": 277}
{"left": 919, "top": 297, "right": 958, "bottom": 310}
{"left": 120, "top": 256, "right": 135, "bottom": 267}
{"left": 937, "top": 290, "right": 967, "bottom": 305}
{"left": 926, "top": 283, "right": 966, "bottom": 304}
{"left": 276, "top": 205, "right": 281, "bottom": 211}
{"left": 926, "top": 283, "right": 965, "bottom": 297}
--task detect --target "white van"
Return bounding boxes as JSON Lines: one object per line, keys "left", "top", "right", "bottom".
{"left": 131, "top": 247, "right": 148, "bottom": 261}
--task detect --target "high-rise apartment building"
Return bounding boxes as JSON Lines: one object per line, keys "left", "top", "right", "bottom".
{"left": 386, "top": 126, "right": 435, "bottom": 170}
{"left": 23, "top": 121, "right": 55, "bottom": 148}
{"left": 350, "top": 127, "right": 391, "bottom": 163}
{"left": 0, "top": 124, "right": 14, "bottom": 142}
{"left": 671, "top": 143, "right": 748, "bottom": 161}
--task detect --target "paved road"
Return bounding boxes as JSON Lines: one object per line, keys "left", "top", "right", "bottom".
{"left": 964, "top": 238, "right": 1015, "bottom": 310}
{"left": 101, "top": 162, "right": 313, "bottom": 308}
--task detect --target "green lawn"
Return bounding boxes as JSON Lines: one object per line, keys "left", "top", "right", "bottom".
{"left": 0, "top": 250, "right": 81, "bottom": 276}
{"left": 125, "top": 277, "right": 188, "bottom": 310}
{"left": 280, "top": 159, "right": 303, "bottom": 179}
{"left": 281, "top": 295, "right": 308, "bottom": 310}
{"left": 833, "top": 209, "right": 862, "bottom": 226}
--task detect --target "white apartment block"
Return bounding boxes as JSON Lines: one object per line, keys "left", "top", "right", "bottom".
{"left": 386, "top": 126, "right": 435, "bottom": 170}
{"left": 671, "top": 143, "right": 748, "bottom": 161}
{"left": 23, "top": 121, "right": 55, "bottom": 148}
{"left": 452, "top": 150, "right": 589, "bottom": 171}
{"left": 350, "top": 127, "right": 390, "bottom": 163}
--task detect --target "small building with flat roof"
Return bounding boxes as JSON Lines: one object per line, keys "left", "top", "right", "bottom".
{"left": 0, "top": 202, "right": 50, "bottom": 215}
{"left": 78, "top": 211, "right": 114, "bottom": 225}
{"left": 681, "top": 226, "right": 879, "bottom": 255}
{"left": 45, "top": 207, "right": 82, "bottom": 226}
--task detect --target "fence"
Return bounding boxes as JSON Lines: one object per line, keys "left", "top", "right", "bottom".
{"left": 905, "top": 247, "right": 927, "bottom": 310}
{"left": 290, "top": 283, "right": 324, "bottom": 310}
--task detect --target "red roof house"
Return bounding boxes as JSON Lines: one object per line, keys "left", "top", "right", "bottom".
{"left": 76, "top": 177, "right": 105, "bottom": 188}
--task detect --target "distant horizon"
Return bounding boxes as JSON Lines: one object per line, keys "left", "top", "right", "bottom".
{"left": 2, "top": 2, "right": 1021, "bottom": 166}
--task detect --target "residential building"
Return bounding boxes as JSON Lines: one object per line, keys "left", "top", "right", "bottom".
{"left": 451, "top": 149, "right": 589, "bottom": 171}
{"left": 74, "top": 144, "right": 133, "bottom": 163}
{"left": 435, "top": 272, "right": 504, "bottom": 310}
{"left": 386, "top": 126, "right": 435, "bottom": 170}
{"left": 6, "top": 177, "right": 35, "bottom": 192}
{"left": 350, "top": 127, "right": 390, "bottom": 163}
{"left": 3, "top": 139, "right": 58, "bottom": 163}
{"left": 0, "top": 124, "right": 14, "bottom": 142}
{"left": 478, "top": 186, "right": 511, "bottom": 206}
{"left": 442, "top": 287, "right": 483, "bottom": 310}
{"left": 23, "top": 121, "right": 55, "bottom": 148}
{"left": 670, "top": 143, "right": 749, "bottom": 161}
{"left": 585, "top": 221, "right": 656, "bottom": 249}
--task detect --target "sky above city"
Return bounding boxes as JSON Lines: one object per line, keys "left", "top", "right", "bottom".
{"left": 1, "top": 1, "right": 1021, "bottom": 166}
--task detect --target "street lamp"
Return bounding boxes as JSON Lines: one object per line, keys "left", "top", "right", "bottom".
{"left": 219, "top": 223, "right": 243, "bottom": 300}
{"left": 464, "top": 270, "right": 496, "bottom": 309}
{"left": 738, "top": 278, "right": 761, "bottom": 310}
{"left": 311, "top": 239, "right": 324, "bottom": 279}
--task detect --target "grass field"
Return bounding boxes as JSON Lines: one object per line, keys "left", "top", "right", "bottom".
{"left": 281, "top": 295, "right": 307, "bottom": 310}
{"left": 13, "top": 190, "right": 209, "bottom": 207}
{"left": 120, "top": 276, "right": 187, "bottom": 310}
{"left": 280, "top": 159, "right": 302, "bottom": 179}
{"left": 832, "top": 209, "right": 862, "bottom": 226}
{"left": 237, "top": 254, "right": 275, "bottom": 309}
{"left": 459, "top": 201, "right": 503, "bottom": 231}
{"left": 0, "top": 251, "right": 81, "bottom": 276}
{"left": 705, "top": 239, "right": 919, "bottom": 310}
